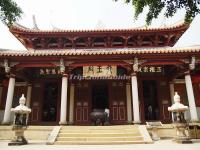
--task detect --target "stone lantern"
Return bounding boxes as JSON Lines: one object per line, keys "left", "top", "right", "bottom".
{"left": 168, "top": 92, "right": 192, "bottom": 143}
{"left": 8, "top": 94, "right": 31, "bottom": 146}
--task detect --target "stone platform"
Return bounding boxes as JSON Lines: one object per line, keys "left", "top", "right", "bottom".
{"left": 0, "top": 126, "right": 53, "bottom": 140}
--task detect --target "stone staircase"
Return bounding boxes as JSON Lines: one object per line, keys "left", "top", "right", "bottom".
{"left": 54, "top": 125, "right": 152, "bottom": 145}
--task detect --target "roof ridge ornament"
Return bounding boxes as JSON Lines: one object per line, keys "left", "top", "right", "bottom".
{"left": 95, "top": 20, "right": 106, "bottom": 29}
{"left": 50, "top": 22, "right": 61, "bottom": 30}
{"left": 32, "top": 15, "right": 39, "bottom": 30}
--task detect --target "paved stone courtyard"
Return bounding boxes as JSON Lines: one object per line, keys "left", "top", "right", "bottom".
{"left": 0, "top": 140, "right": 200, "bottom": 150}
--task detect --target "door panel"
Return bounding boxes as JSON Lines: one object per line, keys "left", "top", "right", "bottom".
{"left": 29, "top": 84, "right": 41, "bottom": 124}
{"left": 112, "top": 106, "right": 118, "bottom": 120}
{"left": 76, "top": 107, "right": 82, "bottom": 122}
{"left": 74, "top": 82, "right": 90, "bottom": 125}
{"left": 83, "top": 107, "right": 88, "bottom": 121}
{"left": 142, "top": 80, "right": 159, "bottom": 121}
{"left": 41, "top": 82, "right": 58, "bottom": 122}
{"left": 119, "top": 106, "right": 126, "bottom": 120}
{"left": 109, "top": 81, "right": 127, "bottom": 124}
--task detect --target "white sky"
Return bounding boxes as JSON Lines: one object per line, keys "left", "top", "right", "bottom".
{"left": 0, "top": 0, "right": 200, "bottom": 50}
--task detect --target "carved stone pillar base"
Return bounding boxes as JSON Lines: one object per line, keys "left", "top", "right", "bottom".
{"left": 68, "top": 122, "right": 74, "bottom": 125}
{"left": 59, "top": 121, "right": 68, "bottom": 125}
{"left": 127, "top": 121, "right": 133, "bottom": 124}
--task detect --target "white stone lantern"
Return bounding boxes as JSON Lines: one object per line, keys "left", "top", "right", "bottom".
{"left": 168, "top": 92, "right": 192, "bottom": 143}
{"left": 9, "top": 94, "right": 31, "bottom": 146}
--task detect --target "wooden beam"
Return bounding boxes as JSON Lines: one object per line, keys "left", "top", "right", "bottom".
{"left": 70, "top": 61, "right": 129, "bottom": 67}
{"left": 142, "top": 61, "right": 183, "bottom": 66}
{"left": 15, "top": 63, "right": 56, "bottom": 68}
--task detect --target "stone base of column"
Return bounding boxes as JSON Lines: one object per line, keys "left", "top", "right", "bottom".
{"left": 1, "top": 121, "right": 11, "bottom": 125}
{"left": 59, "top": 121, "right": 68, "bottom": 125}
{"left": 68, "top": 122, "right": 74, "bottom": 125}
{"left": 133, "top": 121, "right": 141, "bottom": 124}
{"left": 127, "top": 121, "right": 133, "bottom": 124}
{"left": 190, "top": 119, "right": 199, "bottom": 123}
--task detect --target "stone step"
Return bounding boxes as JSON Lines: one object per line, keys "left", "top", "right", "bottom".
{"left": 54, "top": 125, "right": 150, "bottom": 145}
{"left": 62, "top": 125, "right": 138, "bottom": 130}
{"left": 61, "top": 126, "right": 138, "bottom": 131}
{"left": 57, "top": 136, "right": 143, "bottom": 141}
{"left": 59, "top": 130, "right": 140, "bottom": 134}
{"left": 58, "top": 132, "right": 140, "bottom": 137}
{"left": 55, "top": 140, "right": 145, "bottom": 145}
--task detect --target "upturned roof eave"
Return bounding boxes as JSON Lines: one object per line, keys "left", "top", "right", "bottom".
{"left": 9, "top": 21, "right": 190, "bottom": 34}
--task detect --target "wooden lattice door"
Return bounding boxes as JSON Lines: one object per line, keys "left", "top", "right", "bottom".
{"left": 109, "top": 81, "right": 127, "bottom": 124}
{"left": 74, "top": 82, "right": 90, "bottom": 125}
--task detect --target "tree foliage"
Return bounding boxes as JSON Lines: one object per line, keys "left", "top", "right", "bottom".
{"left": 0, "top": 0, "right": 22, "bottom": 26}
{"left": 115, "top": 0, "right": 200, "bottom": 25}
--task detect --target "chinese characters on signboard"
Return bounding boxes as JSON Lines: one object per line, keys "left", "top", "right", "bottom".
{"left": 83, "top": 66, "right": 117, "bottom": 77}
{"left": 38, "top": 66, "right": 163, "bottom": 76}
{"left": 138, "top": 66, "right": 163, "bottom": 73}
{"left": 39, "top": 68, "right": 61, "bottom": 75}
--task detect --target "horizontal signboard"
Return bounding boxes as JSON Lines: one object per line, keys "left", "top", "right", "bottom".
{"left": 83, "top": 66, "right": 116, "bottom": 77}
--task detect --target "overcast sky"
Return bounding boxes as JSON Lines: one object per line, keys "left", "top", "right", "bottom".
{"left": 0, "top": 0, "right": 200, "bottom": 50}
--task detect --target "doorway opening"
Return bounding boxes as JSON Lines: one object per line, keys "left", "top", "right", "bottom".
{"left": 42, "top": 82, "right": 58, "bottom": 122}
{"left": 142, "top": 80, "right": 159, "bottom": 121}
{"left": 92, "top": 81, "right": 108, "bottom": 111}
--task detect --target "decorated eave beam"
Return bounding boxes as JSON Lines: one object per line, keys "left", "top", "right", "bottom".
{"left": 9, "top": 22, "right": 190, "bottom": 50}
{"left": 14, "top": 63, "right": 57, "bottom": 68}
{"left": 141, "top": 60, "right": 184, "bottom": 66}
{"left": 1, "top": 47, "right": 200, "bottom": 62}
{"left": 69, "top": 61, "right": 129, "bottom": 67}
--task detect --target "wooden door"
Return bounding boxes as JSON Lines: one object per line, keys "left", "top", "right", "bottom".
{"left": 74, "top": 81, "right": 90, "bottom": 125}
{"left": 109, "top": 81, "right": 127, "bottom": 124}
{"left": 30, "top": 84, "right": 41, "bottom": 124}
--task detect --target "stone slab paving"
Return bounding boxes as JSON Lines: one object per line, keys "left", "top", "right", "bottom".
{"left": 0, "top": 140, "right": 200, "bottom": 150}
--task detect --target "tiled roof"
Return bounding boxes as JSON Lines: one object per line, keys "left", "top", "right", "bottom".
{"left": 10, "top": 21, "right": 189, "bottom": 33}
{"left": 0, "top": 46, "right": 200, "bottom": 57}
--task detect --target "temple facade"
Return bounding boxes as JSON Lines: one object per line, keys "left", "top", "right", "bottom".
{"left": 0, "top": 22, "right": 199, "bottom": 125}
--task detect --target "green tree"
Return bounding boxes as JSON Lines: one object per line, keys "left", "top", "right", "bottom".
{"left": 115, "top": 0, "right": 200, "bottom": 25}
{"left": 0, "top": 0, "right": 22, "bottom": 26}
